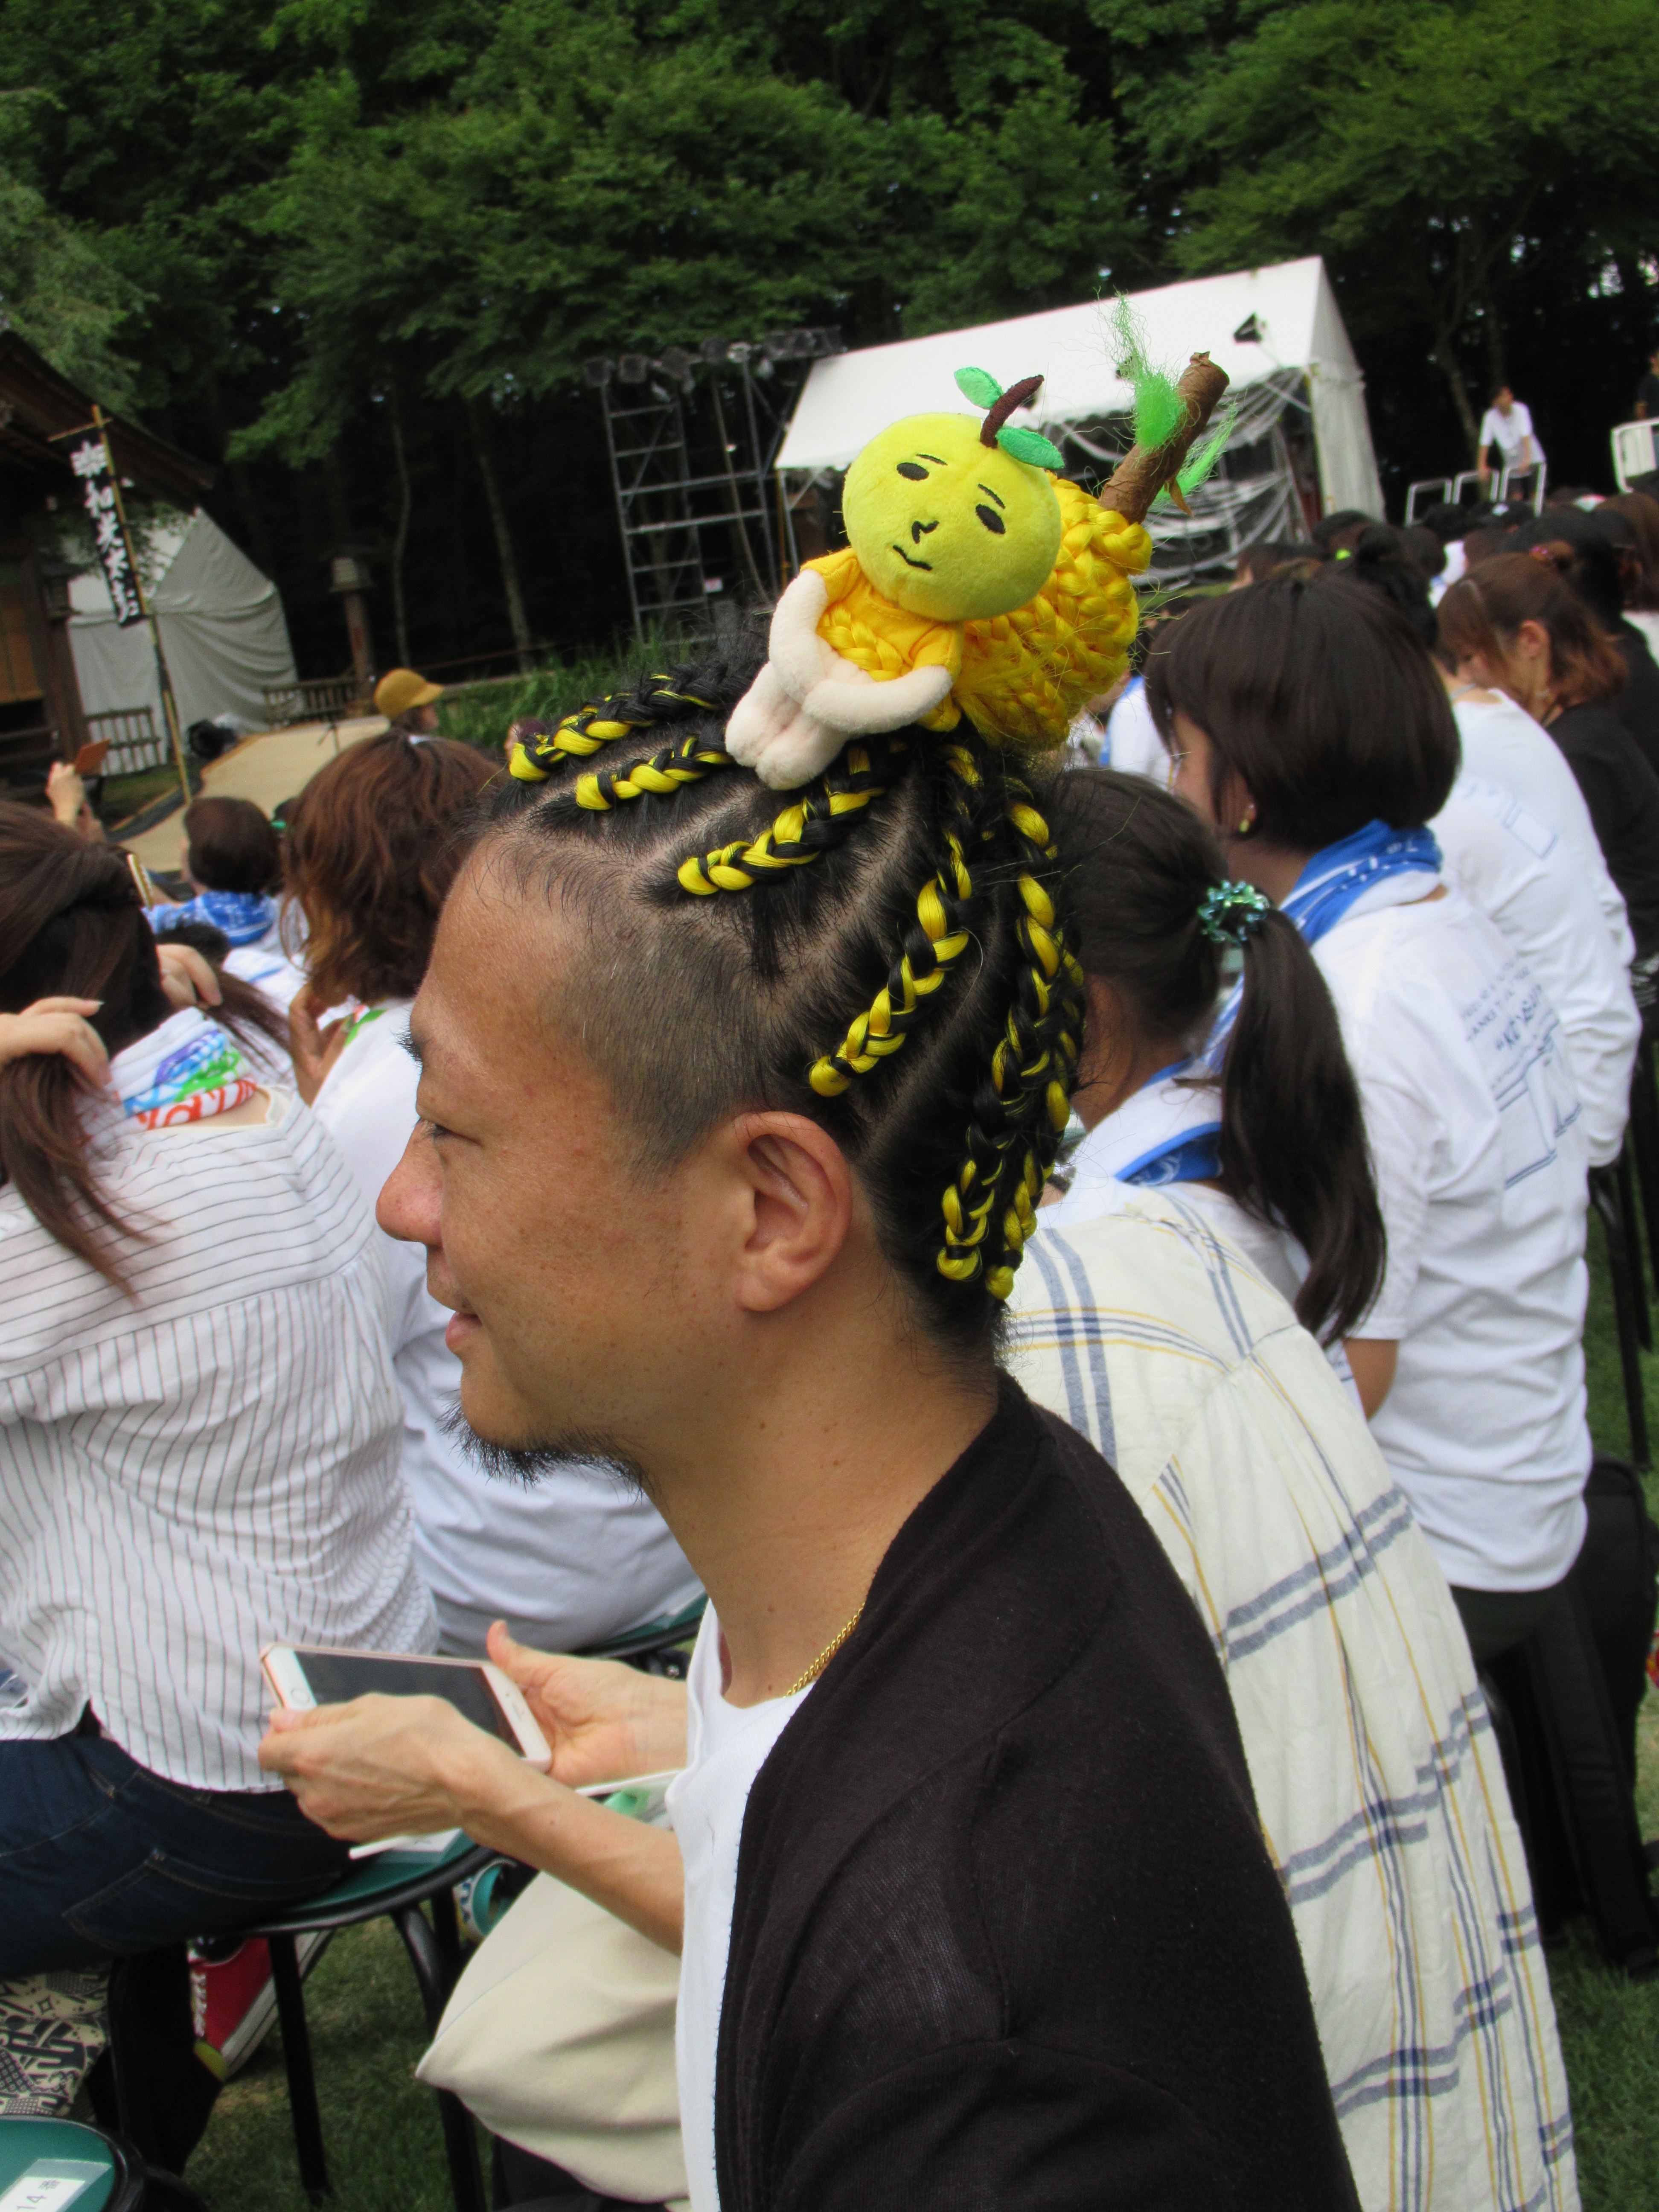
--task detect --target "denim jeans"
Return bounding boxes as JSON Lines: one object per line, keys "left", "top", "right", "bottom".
{"left": 0, "top": 1729, "right": 353, "bottom": 1975}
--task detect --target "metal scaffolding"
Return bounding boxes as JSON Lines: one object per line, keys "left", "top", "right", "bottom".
{"left": 586, "top": 330, "right": 841, "bottom": 639}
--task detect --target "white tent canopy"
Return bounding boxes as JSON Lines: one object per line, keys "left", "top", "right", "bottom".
{"left": 69, "top": 509, "right": 298, "bottom": 739}
{"left": 777, "top": 258, "right": 1384, "bottom": 572}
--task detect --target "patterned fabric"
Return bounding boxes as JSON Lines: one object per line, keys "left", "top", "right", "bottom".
{"left": 111, "top": 1008, "right": 257, "bottom": 1128}
{"left": 150, "top": 889, "right": 277, "bottom": 947}
{"left": 1007, "top": 1183, "right": 1578, "bottom": 2212}
{"left": 0, "top": 1969, "right": 108, "bottom": 2117}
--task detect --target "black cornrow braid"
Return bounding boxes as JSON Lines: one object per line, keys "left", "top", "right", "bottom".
{"left": 677, "top": 738, "right": 906, "bottom": 896}
{"left": 808, "top": 745, "right": 983, "bottom": 1095}
{"left": 507, "top": 674, "right": 722, "bottom": 785}
{"left": 937, "top": 780, "right": 1083, "bottom": 1301}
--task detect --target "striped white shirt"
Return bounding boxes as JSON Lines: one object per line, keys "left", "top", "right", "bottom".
{"left": 1009, "top": 1185, "right": 1578, "bottom": 2212}
{"left": 0, "top": 1082, "right": 434, "bottom": 1792}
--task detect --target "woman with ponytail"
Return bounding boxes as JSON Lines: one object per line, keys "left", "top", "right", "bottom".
{"left": 1042, "top": 767, "right": 1383, "bottom": 1350}
{"left": 0, "top": 803, "right": 429, "bottom": 1990}
{"left": 1149, "top": 574, "right": 1593, "bottom": 1671}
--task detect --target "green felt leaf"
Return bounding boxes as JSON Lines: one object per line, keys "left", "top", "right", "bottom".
{"left": 1107, "top": 294, "right": 1187, "bottom": 451}
{"left": 954, "top": 365, "right": 1004, "bottom": 410}
{"left": 997, "top": 425, "right": 1064, "bottom": 469}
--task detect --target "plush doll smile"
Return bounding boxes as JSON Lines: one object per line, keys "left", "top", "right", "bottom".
{"left": 894, "top": 543, "right": 934, "bottom": 569}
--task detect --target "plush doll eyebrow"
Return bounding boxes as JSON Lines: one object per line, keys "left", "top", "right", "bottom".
{"left": 976, "top": 484, "right": 1006, "bottom": 508}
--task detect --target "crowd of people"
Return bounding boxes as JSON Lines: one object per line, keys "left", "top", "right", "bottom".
{"left": 2, "top": 479, "right": 1658, "bottom": 2212}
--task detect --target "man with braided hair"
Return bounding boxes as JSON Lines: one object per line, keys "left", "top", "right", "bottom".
{"left": 261, "top": 635, "right": 1358, "bottom": 2212}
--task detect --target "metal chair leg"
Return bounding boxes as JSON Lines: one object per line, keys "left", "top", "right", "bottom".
{"left": 1617, "top": 1145, "right": 1651, "bottom": 1350}
{"left": 1629, "top": 1033, "right": 1659, "bottom": 1296}
{"left": 269, "top": 1932, "right": 331, "bottom": 2203}
{"left": 1591, "top": 1167, "right": 1651, "bottom": 1470}
{"left": 390, "top": 1902, "right": 485, "bottom": 2212}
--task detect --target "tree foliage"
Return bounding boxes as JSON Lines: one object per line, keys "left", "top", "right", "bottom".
{"left": 0, "top": 0, "right": 1654, "bottom": 673}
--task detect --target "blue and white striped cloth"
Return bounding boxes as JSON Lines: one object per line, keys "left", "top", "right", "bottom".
{"left": 1008, "top": 1183, "right": 1578, "bottom": 2212}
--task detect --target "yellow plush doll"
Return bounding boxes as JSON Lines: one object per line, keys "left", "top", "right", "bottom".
{"left": 727, "top": 367, "right": 1173, "bottom": 789}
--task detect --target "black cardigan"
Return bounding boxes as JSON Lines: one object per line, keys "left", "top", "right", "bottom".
{"left": 1550, "top": 699, "right": 1659, "bottom": 957}
{"left": 715, "top": 1380, "right": 1359, "bottom": 2212}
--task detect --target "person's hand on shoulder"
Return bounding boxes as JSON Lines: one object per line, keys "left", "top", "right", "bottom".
{"left": 0, "top": 998, "right": 111, "bottom": 1089}
{"left": 289, "top": 981, "right": 352, "bottom": 1106}
{"left": 485, "top": 1621, "right": 690, "bottom": 1788}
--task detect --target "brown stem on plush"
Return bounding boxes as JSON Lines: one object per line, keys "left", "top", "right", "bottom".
{"left": 1100, "top": 353, "right": 1231, "bottom": 527}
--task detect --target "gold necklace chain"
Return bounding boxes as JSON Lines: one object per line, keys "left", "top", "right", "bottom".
{"left": 785, "top": 1606, "right": 864, "bottom": 1698}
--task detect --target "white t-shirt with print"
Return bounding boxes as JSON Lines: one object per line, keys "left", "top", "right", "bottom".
{"left": 1313, "top": 888, "right": 1590, "bottom": 1593}
{"left": 668, "top": 1608, "right": 810, "bottom": 2212}
{"left": 310, "top": 1002, "right": 702, "bottom": 1654}
{"left": 1434, "top": 774, "right": 1638, "bottom": 1167}
{"left": 1478, "top": 401, "right": 1543, "bottom": 468}
{"left": 1452, "top": 693, "right": 1632, "bottom": 960}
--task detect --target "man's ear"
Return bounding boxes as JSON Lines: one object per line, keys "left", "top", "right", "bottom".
{"left": 723, "top": 1112, "right": 856, "bottom": 1314}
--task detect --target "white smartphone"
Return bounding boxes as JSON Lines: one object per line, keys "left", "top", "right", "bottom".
{"left": 260, "top": 1644, "right": 552, "bottom": 1771}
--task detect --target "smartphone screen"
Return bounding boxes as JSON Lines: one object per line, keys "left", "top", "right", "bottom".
{"left": 292, "top": 1653, "right": 523, "bottom": 1748}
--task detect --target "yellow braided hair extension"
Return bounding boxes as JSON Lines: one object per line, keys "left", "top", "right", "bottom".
{"left": 934, "top": 780, "right": 1083, "bottom": 1300}
{"left": 507, "top": 679, "right": 719, "bottom": 783}
{"left": 808, "top": 746, "right": 981, "bottom": 1094}
{"left": 574, "top": 728, "right": 733, "bottom": 812}
{"left": 953, "top": 482, "right": 1150, "bottom": 748}
{"left": 676, "top": 740, "right": 902, "bottom": 896}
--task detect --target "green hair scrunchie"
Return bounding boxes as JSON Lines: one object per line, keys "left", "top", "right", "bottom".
{"left": 1197, "top": 880, "right": 1272, "bottom": 945}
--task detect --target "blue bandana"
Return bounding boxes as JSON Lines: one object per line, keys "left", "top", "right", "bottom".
{"left": 151, "top": 890, "right": 277, "bottom": 948}
{"left": 1206, "top": 819, "right": 1441, "bottom": 1065}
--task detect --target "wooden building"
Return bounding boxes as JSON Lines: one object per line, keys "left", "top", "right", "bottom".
{"left": 0, "top": 327, "right": 212, "bottom": 793}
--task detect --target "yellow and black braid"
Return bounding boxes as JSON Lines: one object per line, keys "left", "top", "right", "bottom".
{"left": 573, "top": 727, "right": 735, "bottom": 812}
{"left": 507, "top": 676, "right": 721, "bottom": 784}
{"left": 807, "top": 745, "right": 982, "bottom": 1094}
{"left": 936, "top": 780, "right": 1084, "bottom": 1301}
{"left": 677, "top": 737, "right": 905, "bottom": 897}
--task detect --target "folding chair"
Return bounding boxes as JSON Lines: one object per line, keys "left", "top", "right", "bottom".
{"left": 0, "top": 2113, "right": 208, "bottom": 2212}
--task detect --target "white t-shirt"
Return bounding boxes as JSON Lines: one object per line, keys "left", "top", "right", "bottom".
{"left": 224, "top": 922, "right": 308, "bottom": 1028}
{"left": 1428, "top": 536, "right": 1467, "bottom": 606}
{"left": 667, "top": 1608, "right": 810, "bottom": 2212}
{"left": 1103, "top": 678, "right": 1171, "bottom": 786}
{"left": 310, "top": 1003, "right": 702, "bottom": 1654}
{"left": 1452, "top": 693, "right": 1633, "bottom": 961}
{"left": 1434, "top": 774, "right": 1638, "bottom": 1166}
{"left": 1478, "top": 401, "right": 1543, "bottom": 468}
{"left": 1313, "top": 889, "right": 1590, "bottom": 1593}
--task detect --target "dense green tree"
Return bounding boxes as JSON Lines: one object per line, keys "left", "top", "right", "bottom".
{"left": 0, "top": 152, "right": 143, "bottom": 405}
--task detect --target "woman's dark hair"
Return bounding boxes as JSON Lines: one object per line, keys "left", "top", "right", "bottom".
{"left": 1048, "top": 769, "right": 1383, "bottom": 1343}
{"left": 1234, "top": 539, "right": 1313, "bottom": 584}
{"left": 1511, "top": 511, "right": 1626, "bottom": 632}
{"left": 284, "top": 733, "right": 497, "bottom": 1004}
{"left": 0, "top": 806, "right": 176, "bottom": 1281}
{"left": 1400, "top": 523, "right": 1446, "bottom": 580}
{"left": 476, "top": 649, "right": 1087, "bottom": 1359}
{"left": 1144, "top": 575, "right": 1460, "bottom": 849}
{"left": 1437, "top": 554, "right": 1627, "bottom": 709}
{"left": 1601, "top": 492, "right": 1659, "bottom": 613}
{"left": 152, "top": 917, "right": 292, "bottom": 1066}
{"left": 1310, "top": 508, "right": 1374, "bottom": 554}
{"left": 1315, "top": 524, "right": 1438, "bottom": 647}
{"left": 183, "top": 795, "right": 281, "bottom": 894}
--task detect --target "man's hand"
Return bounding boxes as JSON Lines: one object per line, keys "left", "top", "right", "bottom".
{"left": 156, "top": 942, "right": 223, "bottom": 1011}
{"left": 289, "top": 982, "right": 352, "bottom": 1106}
{"left": 486, "top": 1621, "right": 690, "bottom": 1787}
{"left": 0, "top": 998, "right": 111, "bottom": 1089}
{"left": 259, "top": 1691, "right": 519, "bottom": 1842}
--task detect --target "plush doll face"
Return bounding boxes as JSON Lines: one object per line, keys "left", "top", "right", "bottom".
{"left": 842, "top": 413, "right": 1064, "bottom": 623}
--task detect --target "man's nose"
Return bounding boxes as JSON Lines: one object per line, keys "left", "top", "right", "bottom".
{"left": 911, "top": 519, "right": 939, "bottom": 544}
{"left": 378, "top": 1122, "right": 441, "bottom": 1247}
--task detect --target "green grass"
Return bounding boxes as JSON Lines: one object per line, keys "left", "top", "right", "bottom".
{"left": 184, "top": 1238, "right": 1659, "bottom": 2212}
